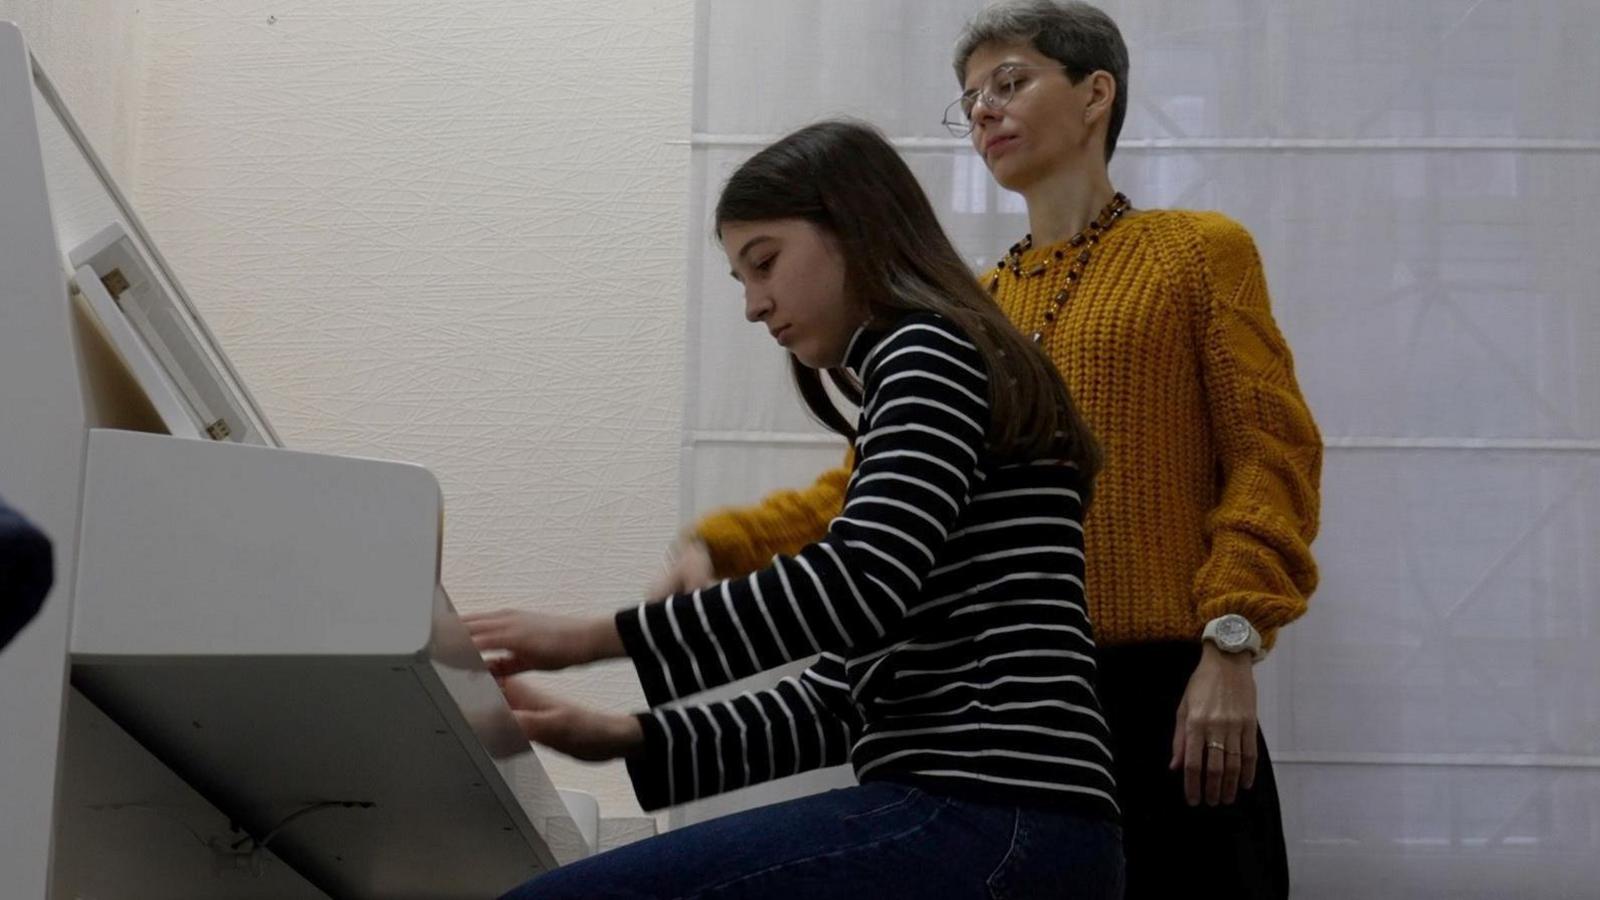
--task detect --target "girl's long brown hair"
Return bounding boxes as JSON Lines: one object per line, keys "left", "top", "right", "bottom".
{"left": 715, "top": 120, "right": 1101, "bottom": 495}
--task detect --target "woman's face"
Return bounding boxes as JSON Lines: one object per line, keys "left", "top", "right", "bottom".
{"left": 721, "top": 218, "right": 866, "bottom": 370}
{"left": 961, "top": 40, "right": 1102, "bottom": 192}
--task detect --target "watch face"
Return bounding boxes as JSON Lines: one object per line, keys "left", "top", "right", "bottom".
{"left": 1216, "top": 615, "right": 1250, "bottom": 647}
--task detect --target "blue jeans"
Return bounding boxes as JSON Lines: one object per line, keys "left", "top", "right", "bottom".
{"left": 502, "top": 781, "right": 1124, "bottom": 900}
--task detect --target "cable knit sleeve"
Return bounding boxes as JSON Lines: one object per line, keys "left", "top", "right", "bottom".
{"left": 691, "top": 451, "right": 853, "bottom": 579}
{"left": 1190, "top": 215, "right": 1322, "bottom": 648}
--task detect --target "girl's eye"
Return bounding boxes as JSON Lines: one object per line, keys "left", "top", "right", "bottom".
{"left": 756, "top": 255, "right": 776, "bottom": 273}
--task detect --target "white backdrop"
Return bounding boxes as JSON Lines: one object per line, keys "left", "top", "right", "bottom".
{"left": 126, "top": 0, "right": 698, "bottom": 824}
{"left": 682, "top": 2, "right": 1600, "bottom": 897}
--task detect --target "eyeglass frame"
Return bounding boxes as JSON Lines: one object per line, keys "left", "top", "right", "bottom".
{"left": 942, "top": 62, "right": 1078, "bottom": 138}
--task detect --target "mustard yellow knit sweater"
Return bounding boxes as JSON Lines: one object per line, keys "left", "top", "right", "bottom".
{"left": 693, "top": 210, "right": 1322, "bottom": 648}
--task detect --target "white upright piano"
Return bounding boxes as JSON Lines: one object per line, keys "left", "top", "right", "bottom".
{"left": 0, "top": 23, "right": 593, "bottom": 899}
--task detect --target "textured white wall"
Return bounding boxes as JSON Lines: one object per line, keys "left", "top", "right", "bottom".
{"left": 0, "top": 0, "right": 144, "bottom": 182}
{"left": 134, "top": 0, "right": 694, "bottom": 818}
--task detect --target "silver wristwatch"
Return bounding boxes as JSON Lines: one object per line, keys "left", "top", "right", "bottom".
{"left": 1201, "top": 613, "right": 1264, "bottom": 661}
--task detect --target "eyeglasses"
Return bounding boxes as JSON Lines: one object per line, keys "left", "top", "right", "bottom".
{"left": 942, "top": 63, "right": 1070, "bottom": 137}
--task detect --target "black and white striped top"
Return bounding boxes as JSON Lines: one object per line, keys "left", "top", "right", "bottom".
{"left": 617, "top": 312, "right": 1117, "bottom": 821}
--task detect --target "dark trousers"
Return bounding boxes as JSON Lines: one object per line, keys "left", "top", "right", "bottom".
{"left": 502, "top": 780, "right": 1124, "bottom": 900}
{"left": 1096, "top": 642, "right": 1290, "bottom": 900}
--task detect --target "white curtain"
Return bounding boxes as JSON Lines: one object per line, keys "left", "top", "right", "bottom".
{"left": 682, "top": 2, "right": 1600, "bottom": 896}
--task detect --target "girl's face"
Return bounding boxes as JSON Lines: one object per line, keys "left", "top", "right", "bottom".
{"left": 961, "top": 41, "right": 1102, "bottom": 192}
{"left": 721, "top": 218, "right": 867, "bottom": 370}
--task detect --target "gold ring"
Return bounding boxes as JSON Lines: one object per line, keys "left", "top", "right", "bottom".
{"left": 1206, "top": 740, "right": 1227, "bottom": 752}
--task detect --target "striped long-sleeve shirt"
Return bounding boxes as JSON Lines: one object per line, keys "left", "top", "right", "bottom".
{"left": 617, "top": 312, "right": 1117, "bottom": 822}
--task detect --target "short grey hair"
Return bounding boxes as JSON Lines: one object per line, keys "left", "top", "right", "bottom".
{"left": 953, "top": 1, "right": 1130, "bottom": 161}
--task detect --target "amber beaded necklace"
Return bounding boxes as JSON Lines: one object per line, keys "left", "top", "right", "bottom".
{"left": 988, "top": 192, "right": 1131, "bottom": 344}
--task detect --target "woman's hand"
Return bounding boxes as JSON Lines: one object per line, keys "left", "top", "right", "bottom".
{"left": 462, "top": 609, "right": 624, "bottom": 677}
{"left": 1170, "top": 642, "right": 1259, "bottom": 806}
{"left": 499, "top": 677, "right": 644, "bottom": 762}
{"left": 648, "top": 537, "right": 717, "bottom": 598}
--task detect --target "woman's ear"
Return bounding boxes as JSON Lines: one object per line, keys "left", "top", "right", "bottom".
{"left": 1085, "top": 70, "right": 1116, "bottom": 125}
